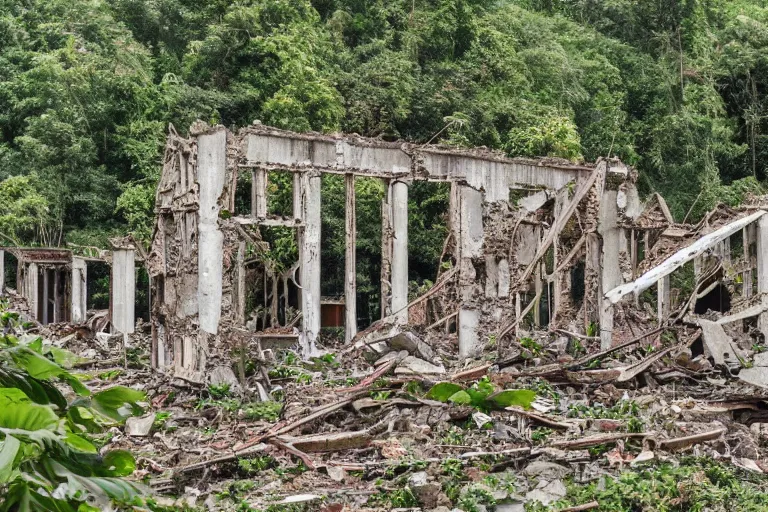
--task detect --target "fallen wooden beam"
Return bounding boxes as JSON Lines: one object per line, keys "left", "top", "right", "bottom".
{"left": 551, "top": 432, "right": 650, "bottom": 450}
{"left": 606, "top": 210, "right": 766, "bottom": 303}
{"left": 656, "top": 428, "right": 726, "bottom": 451}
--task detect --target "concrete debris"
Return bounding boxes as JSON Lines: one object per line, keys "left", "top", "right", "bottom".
{"left": 125, "top": 413, "right": 156, "bottom": 437}
{"left": 394, "top": 356, "right": 446, "bottom": 375}
{"left": 10, "top": 122, "right": 768, "bottom": 511}
{"left": 525, "top": 479, "right": 567, "bottom": 505}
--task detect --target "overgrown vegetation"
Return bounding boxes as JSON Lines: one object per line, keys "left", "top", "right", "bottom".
{"left": 0, "top": 309, "right": 146, "bottom": 510}
{"left": 2, "top": 0, "right": 768, "bottom": 298}
{"left": 527, "top": 457, "right": 768, "bottom": 511}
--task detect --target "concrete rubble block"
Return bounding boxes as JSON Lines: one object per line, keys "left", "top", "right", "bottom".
{"left": 125, "top": 413, "right": 156, "bottom": 437}
{"left": 395, "top": 356, "right": 446, "bottom": 375}
{"left": 209, "top": 365, "right": 241, "bottom": 392}
{"left": 389, "top": 331, "right": 435, "bottom": 362}
{"left": 408, "top": 470, "right": 445, "bottom": 508}
{"left": 524, "top": 479, "right": 567, "bottom": 505}
{"left": 326, "top": 466, "right": 346, "bottom": 482}
{"left": 522, "top": 461, "right": 572, "bottom": 480}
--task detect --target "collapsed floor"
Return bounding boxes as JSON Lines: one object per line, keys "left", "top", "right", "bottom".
{"left": 9, "top": 283, "right": 768, "bottom": 512}
{"left": 9, "top": 123, "right": 768, "bottom": 510}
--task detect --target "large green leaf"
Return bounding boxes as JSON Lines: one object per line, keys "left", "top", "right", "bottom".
{"left": 487, "top": 389, "right": 536, "bottom": 410}
{"left": 90, "top": 387, "right": 145, "bottom": 423}
{"left": 448, "top": 390, "right": 473, "bottom": 405}
{"left": 9, "top": 347, "right": 88, "bottom": 396}
{"left": 0, "top": 481, "right": 78, "bottom": 512}
{"left": 0, "top": 366, "right": 67, "bottom": 409}
{"left": 0, "top": 388, "right": 59, "bottom": 431}
{"left": 425, "top": 382, "right": 464, "bottom": 402}
{"left": 47, "top": 347, "right": 85, "bottom": 369}
{"left": 0, "top": 435, "right": 20, "bottom": 482}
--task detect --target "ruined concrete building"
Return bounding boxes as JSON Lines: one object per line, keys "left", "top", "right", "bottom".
{"left": 0, "top": 242, "right": 138, "bottom": 334}
{"left": 3, "top": 121, "right": 767, "bottom": 384}
{"left": 141, "top": 121, "right": 768, "bottom": 382}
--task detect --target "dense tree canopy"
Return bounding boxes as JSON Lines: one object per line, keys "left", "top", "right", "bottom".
{"left": 2, "top": 0, "right": 768, "bottom": 289}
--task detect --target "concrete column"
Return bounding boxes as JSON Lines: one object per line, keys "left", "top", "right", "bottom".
{"left": 197, "top": 129, "right": 227, "bottom": 335}
{"left": 744, "top": 225, "right": 754, "bottom": 298}
{"left": 299, "top": 172, "right": 321, "bottom": 356}
{"left": 252, "top": 168, "right": 267, "bottom": 218}
{"left": 112, "top": 249, "right": 135, "bottom": 334}
{"left": 0, "top": 249, "right": 4, "bottom": 296}
{"left": 756, "top": 217, "right": 768, "bottom": 337}
{"left": 344, "top": 174, "right": 357, "bottom": 342}
{"left": 53, "top": 269, "right": 60, "bottom": 323}
{"left": 380, "top": 181, "right": 393, "bottom": 318}
{"left": 71, "top": 258, "right": 87, "bottom": 323}
{"left": 391, "top": 180, "right": 409, "bottom": 323}
{"left": 41, "top": 269, "right": 49, "bottom": 325}
{"left": 657, "top": 275, "right": 670, "bottom": 325}
{"left": 598, "top": 168, "right": 623, "bottom": 349}
{"left": 27, "top": 263, "right": 39, "bottom": 322}
{"left": 457, "top": 185, "right": 483, "bottom": 358}
{"left": 293, "top": 173, "right": 303, "bottom": 220}
{"left": 235, "top": 241, "right": 246, "bottom": 325}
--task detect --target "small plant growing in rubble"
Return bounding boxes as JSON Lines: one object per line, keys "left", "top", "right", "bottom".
{"left": 520, "top": 336, "right": 543, "bottom": 356}
{"left": 0, "top": 309, "right": 147, "bottom": 510}
{"left": 531, "top": 427, "right": 553, "bottom": 444}
{"left": 208, "top": 382, "right": 233, "bottom": 399}
{"left": 426, "top": 376, "right": 536, "bottom": 412}
{"left": 441, "top": 425, "right": 467, "bottom": 445}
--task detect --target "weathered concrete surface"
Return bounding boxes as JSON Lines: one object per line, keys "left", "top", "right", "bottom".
{"left": 197, "top": 129, "right": 227, "bottom": 335}
{"left": 390, "top": 180, "right": 409, "bottom": 323}
{"left": 112, "top": 249, "right": 136, "bottom": 334}
{"left": 299, "top": 172, "right": 321, "bottom": 356}
{"left": 71, "top": 257, "right": 87, "bottom": 323}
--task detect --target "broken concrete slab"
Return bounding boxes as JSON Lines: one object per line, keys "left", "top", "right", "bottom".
{"left": 697, "top": 319, "right": 742, "bottom": 367}
{"left": 209, "top": 365, "right": 241, "bottom": 392}
{"left": 389, "top": 331, "right": 435, "bottom": 362}
{"left": 394, "top": 356, "right": 446, "bottom": 375}
{"left": 125, "top": 413, "right": 156, "bottom": 437}
{"left": 525, "top": 479, "right": 567, "bottom": 505}
{"left": 523, "top": 461, "right": 572, "bottom": 480}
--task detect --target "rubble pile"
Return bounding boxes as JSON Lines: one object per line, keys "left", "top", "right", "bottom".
{"left": 21, "top": 306, "right": 768, "bottom": 512}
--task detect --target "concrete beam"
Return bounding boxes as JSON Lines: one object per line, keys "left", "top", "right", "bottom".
{"left": 112, "top": 249, "right": 135, "bottom": 334}
{"left": 299, "top": 172, "right": 321, "bottom": 356}
{"left": 71, "top": 257, "right": 87, "bottom": 323}
{"left": 242, "top": 129, "right": 591, "bottom": 190}
{"left": 344, "top": 174, "right": 357, "bottom": 342}
{"left": 197, "top": 128, "right": 227, "bottom": 335}
{"left": 391, "top": 180, "right": 409, "bottom": 323}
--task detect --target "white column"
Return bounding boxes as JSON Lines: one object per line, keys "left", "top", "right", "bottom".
{"left": 71, "top": 258, "right": 87, "bottom": 323}
{"left": 458, "top": 185, "right": 484, "bottom": 358}
{"left": 757, "top": 217, "right": 768, "bottom": 337}
{"left": 300, "top": 172, "right": 321, "bottom": 356}
{"left": 112, "top": 249, "right": 135, "bottom": 334}
{"left": 391, "top": 180, "right": 409, "bottom": 323}
{"left": 27, "top": 263, "right": 39, "bottom": 322}
{"left": 657, "top": 275, "right": 670, "bottom": 325}
{"left": 252, "top": 168, "right": 267, "bottom": 218}
{"left": 344, "top": 174, "right": 357, "bottom": 342}
{"left": 41, "top": 268, "right": 49, "bottom": 324}
{"left": 197, "top": 128, "right": 227, "bottom": 335}
{"left": 599, "top": 173, "right": 621, "bottom": 349}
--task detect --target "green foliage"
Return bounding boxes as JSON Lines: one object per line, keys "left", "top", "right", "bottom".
{"left": 426, "top": 377, "right": 536, "bottom": 412}
{"left": 526, "top": 457, "right": 768, "bottom": 512}
{"left": 0, "top": 311, "right": 146, "bottom": 510}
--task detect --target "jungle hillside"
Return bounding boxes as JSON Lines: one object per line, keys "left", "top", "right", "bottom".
{"left": 2, "top": 0, "right": 768, "bottom": 282}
